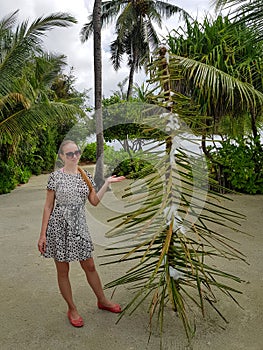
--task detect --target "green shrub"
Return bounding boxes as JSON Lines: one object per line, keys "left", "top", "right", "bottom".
{"left": 0, "top": 158, "right": 19, "bottom": 194}
{"left": 105, "top": 148, "right": 154, "bottom": 178}
{"left": 17, "top": 167, "right": 32, "bottom": 184}
{"left": 80, "top": 142, "right": 97, "bottom": 163}
{"left": 81, "top": 142, "right": 112, "bottom": 163}
{"left": 209, "top": 136, "right": 263, "bottom": 194}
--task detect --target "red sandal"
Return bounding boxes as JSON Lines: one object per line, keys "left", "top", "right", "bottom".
{"left": 97, "top": 302, "right": 122, "bottom": 313}
{"left": 67, "top": 310, "right": 84, "bottom": 327}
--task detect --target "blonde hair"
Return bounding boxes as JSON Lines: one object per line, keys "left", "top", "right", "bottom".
{"left": 77, "top": 166, "right": 93, "bottom": 193}
{"left": 59, "top": 139, "right": 93, "bottom": 192}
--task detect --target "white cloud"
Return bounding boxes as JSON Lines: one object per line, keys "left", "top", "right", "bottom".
{"left": 1, "top": 0, "right": 213, "bottom": 103}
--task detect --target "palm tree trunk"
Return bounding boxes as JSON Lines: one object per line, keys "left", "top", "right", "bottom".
{"left": 126, "top": 59, "right": 136, "bottom": 100}
{"left": 93, "top": 0, "right": 104, "bottom": 189}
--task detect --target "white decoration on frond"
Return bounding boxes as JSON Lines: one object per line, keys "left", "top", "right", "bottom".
{"left": 163, "top": 204, "right": 178, "bottom": 225}
{"left": 169, "top": 266, "right": 184, "bottom": 280}
{"left": 165, "top": 114, "right": 180, "bottom": 132}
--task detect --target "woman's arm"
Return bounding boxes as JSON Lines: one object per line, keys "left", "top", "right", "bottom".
{"left": 88, "top": 175, "right": 125, "bottom": 206}
{"left": 38, "top": 190, "right": 55, "bottom": 254}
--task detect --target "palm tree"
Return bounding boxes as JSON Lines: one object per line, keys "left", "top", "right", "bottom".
{"left": 80, "top": 0, "right": 190, "bottom": 100}
{"left": 0, "top": 11, "right": 78, "bottom": 141}
{"left": 92, "top": 0, "right": 105, "bottom": 189}
{"left": 214, "top": 0, "right": 263, "bottom": 41}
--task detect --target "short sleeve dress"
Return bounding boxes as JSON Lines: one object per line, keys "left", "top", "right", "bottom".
{"left": 43, "top": 169, "right": 96, "bottom": 262}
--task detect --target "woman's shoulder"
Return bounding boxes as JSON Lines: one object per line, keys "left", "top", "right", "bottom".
{"left": 83, "top": 169, "right": 92, "bottom": 177}
{"left": 47, "top": 169, "right": 63, "bottom": 182}
{"left": 46, "top": 169, "right": 62, "bottom": 190}
{"left": 49, "top": 169, "right": 63, "bottom": 177}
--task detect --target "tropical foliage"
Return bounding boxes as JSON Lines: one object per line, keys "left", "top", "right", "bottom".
{"left": 97, "top": 12, "right": 262, "bottom": 343}
{"left": 214, "top": 0, "right": 263, "bottom": 41}
{"left": 101, "top": 103, "right": 246, "bottom": 344}
{"left": 208, "top": 136, "right": 263, "bottom": 194}
{"left": 165, "top": 15, "right": 263, "bottom": 135}
{"left": 162, "top": 15, "right": 263, "bottom": 192}
{"left": 0, "top": 11, "right": 89, "bottom": 193}
{"left": 81, "top": 0, "right": 190, "bottom": 99}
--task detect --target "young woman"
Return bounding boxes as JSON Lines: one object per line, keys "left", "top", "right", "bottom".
{"left": 38, "top": 140, "right": 125, "bottom": 327}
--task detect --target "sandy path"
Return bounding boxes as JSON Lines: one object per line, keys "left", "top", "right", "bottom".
{"left": 0, "top": 170, "right": 262, "bottom": 350}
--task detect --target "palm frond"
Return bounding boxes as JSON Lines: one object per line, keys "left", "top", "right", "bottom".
{"left": 99, "top": 102, "right": 246, "bottom": 342}
{"left": 80, "top": 19, "right": 93, "bottom": 42}
{"left": 163, "top": 53, "right": 263, "bottom": 114}
{"left": 0, "top": 10, "right": 18, "bottom": 32}
{"left": 0, "top": 12, "right": 76, "bottom": 96}
{"left": 214, "top": 0, "right": 263, "bottom": 41}
{"left": 154, "top": 0, "right": 192, "bottom": 22}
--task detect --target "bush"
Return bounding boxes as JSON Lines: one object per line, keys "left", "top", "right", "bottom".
{"left": 81, "top": 142, "right": 113, "bottom": 163}
{"left": 105, "top": 148, "right": 154, "bottom": 179}
{"left": 0, "top": 122, "right": 69, "bottom": 194}
{"left": 209, "top": 136, "right": 263, "bottom": 194}
{"left": 0, "top": 158, "right": 19, "bottom": 194}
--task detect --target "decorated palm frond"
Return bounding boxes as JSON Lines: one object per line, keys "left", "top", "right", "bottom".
{"left": 98, "top": 49, "right": 248, "bottom": 344}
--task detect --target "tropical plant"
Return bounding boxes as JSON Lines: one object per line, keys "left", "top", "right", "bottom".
{"left": 0, "top": 11, "right": 93, "bottom": 193}
{"left": 100, "top": 102, "right": 246, "bottom": 345}
{"left": 80, "top": 0, "right": 190, "bottom": 99}
{"left": 214, "top": 0, "right": 263, "bottom": 41}
{"left": 208, "top": 136, "right": 263, "bottom": 194}
{"left": 161, "top": 15, "right": 263, "bottom": 190}
{"left": 0, "top": 10, "right": 79, "bottom": 141}
{"left": 165, "top": 15, "right": 263, "bottom": 140}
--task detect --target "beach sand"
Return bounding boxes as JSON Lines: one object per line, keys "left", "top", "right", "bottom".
{"left": 0, "top": 169, "right": 262, "bottom": 350}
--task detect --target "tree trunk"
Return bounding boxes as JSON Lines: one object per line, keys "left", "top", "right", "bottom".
{"left": 126, "top": 58, "right": 136, "bottom": 100}
{"left": 93, "top": 0, "right": 104, "bottom": 189}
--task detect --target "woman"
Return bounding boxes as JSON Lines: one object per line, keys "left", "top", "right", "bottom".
{"left": 38, "top": 140, "right": 125, "bottom": 327}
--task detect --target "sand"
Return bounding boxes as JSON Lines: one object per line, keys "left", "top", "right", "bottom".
{"left": 0, "top": 168, "right": 262, "bottom": 350}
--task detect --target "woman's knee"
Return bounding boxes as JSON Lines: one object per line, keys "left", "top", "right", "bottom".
{"left": 55, "top": 261, "right": 70, "bottom": 277}
{"left": 80, "top": 258, "right": 96, "bottom": 273}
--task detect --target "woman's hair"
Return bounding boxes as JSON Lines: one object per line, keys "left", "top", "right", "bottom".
{"left": 77, "top": 166, "right": 93, "bottom": 192}
{"left": 58, "top": 139, "right": 76, "bottom": 155}
{"left": 58, "top": 139, "right": 93, "bottom": 192}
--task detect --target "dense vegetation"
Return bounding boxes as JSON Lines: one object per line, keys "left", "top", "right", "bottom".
{"left": 0, "top": 12, "right": 90, "bottom": 194}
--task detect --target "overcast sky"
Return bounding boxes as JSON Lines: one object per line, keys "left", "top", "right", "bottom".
{"left": 1, "top": 0, "right": 217, "bottom": 103}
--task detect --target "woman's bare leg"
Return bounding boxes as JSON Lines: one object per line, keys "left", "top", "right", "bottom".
{"left": 55, "top": 260, "right": 81, "bottom": 319}
{"left": 80, "top": 258, "right": 118, "bottom": 308}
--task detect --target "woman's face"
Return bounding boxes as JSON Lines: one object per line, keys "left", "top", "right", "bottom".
{"left": 60, "top": 142, "right": 81, "bottom": 166}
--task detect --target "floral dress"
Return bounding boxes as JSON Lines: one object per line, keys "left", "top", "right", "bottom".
{"left": 43, "top": 169, "right": 96, "bottom": 262}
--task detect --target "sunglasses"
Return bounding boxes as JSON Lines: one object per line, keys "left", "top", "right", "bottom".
{"left": 65, "top": 150, "right": 81, "bottom": 159}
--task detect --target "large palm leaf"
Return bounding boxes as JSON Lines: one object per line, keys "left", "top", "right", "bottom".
{"left": 168, "top": 54, "right": 263, "bottom": 113}
{"left": 0, "top": 11, "right": 77, "bottom": 95}
{"left": 99, "top": 102, "right": 246, "bottom": 343}
{"left": 214, "top": 0, "right": 263, "bottom": 41}
{"left": 165, "top": 15, "right": 263, "bottom": 141}
{"left": 0, "top": 11, "right": 79, "bottom": 141}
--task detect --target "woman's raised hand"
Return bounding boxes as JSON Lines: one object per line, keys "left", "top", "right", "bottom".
{"left": 106, "top": 175, "right": 126, "bottom": 184}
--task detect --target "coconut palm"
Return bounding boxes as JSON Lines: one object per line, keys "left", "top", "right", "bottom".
{"left": 80, "top": 0, "right": 190, "bottom": 100}
{"left": 91, "top": 0, "right": 105, "bottom": 188}
{"left": 214, "top": 0, "right": 263, "bottom": 41}
{"left": 0, "top": 11, "right": 78, "bottom": 141}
